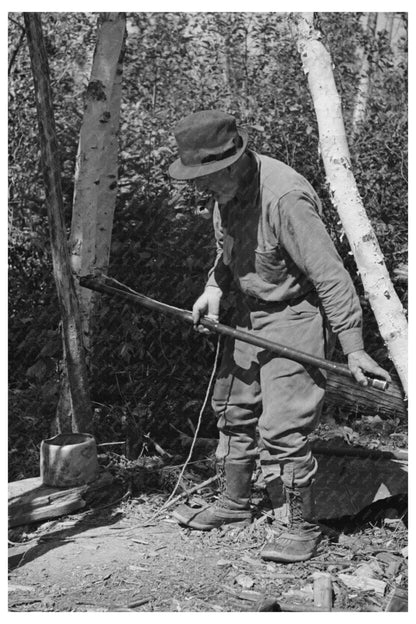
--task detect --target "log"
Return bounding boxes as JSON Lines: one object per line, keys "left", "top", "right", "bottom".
{"left": 311, "top": 443, "right": 408, "bottom": 462}
{"left": 8, "top": 477, "right": 88, "bottom": 528}
{"left": 166, "top": 431, "right": 408, "bottom": 462}
{"left": 325, "top": 370, "right": 406, "bottom": 419}
{"left": 9, "top": 496, "right": 86, "bottom": 528}
{"left": 8, "top": 471, "right": 114, "bottom": 528}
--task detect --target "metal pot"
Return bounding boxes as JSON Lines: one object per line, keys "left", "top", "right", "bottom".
{"left": 40, "top": 433, "right": 99, "bottom": 487}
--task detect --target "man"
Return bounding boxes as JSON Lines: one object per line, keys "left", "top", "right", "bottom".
{"left": 168, "top": 110, "right": 390, "bottom": 563}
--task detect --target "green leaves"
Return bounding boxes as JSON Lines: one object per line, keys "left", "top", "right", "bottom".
{"left": 8, "top": 12, "right": 407, "bottom": 477}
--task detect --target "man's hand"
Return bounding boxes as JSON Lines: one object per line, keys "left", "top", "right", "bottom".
{"left": 192, "top": 286, "right": 222, "bottom": 333}
{"left": 347, "top": 350, "right": 391, "bottom": 386}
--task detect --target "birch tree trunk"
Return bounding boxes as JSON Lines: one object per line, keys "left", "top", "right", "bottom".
{"left": 69, "top": 12, "right": 126, "bottom": 353}
{"left": 213, "top": 14, "right": 237, "bottom": 101}
{"left": 291, "top": 12, "right": 408, "bottom": 395}
{"left": 351, "top": 13, "right": 377, "bottom": 137}
{"left": 24, "top": 13, "right": 92, "bottom": 432}
{"left": 385, "top": 13, "right": 395, "bottom": 45}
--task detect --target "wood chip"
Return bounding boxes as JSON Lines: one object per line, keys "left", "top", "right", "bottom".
{"left": 374, "top": 552, "right": 402, "bottom": 576}
{"left": 384, "top": 587, "right": 408, "bottom": 612}
{"left": 355, "top": 562, "right": 382, "bottom": 578}
{"left": 338, "top": 573, "right": 386, "bottom": 596}
{"left": 241, "top": 554, "right": 261, "bottom": 566}
{"left": 235, "top": 574, "right": 255, "bottom": 589}
{"left": 8, "top": 584, "right": 36, "bottom": 593}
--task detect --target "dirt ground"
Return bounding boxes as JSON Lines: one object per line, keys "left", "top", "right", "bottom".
{"left": 8, "top": 423, "right": 408, "bottom": 614}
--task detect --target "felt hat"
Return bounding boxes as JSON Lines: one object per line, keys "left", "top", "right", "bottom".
{"left": 168, "top": 110, "right": 248, "bottom": 180}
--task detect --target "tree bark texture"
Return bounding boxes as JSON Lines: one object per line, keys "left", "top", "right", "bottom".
{"left": 385, "top": 13, "right": 395, "bottom": 45}
{"left": 69, "top": 12, "right": 126, "bottom": 353}
{"left": 351, "top": 13, "right": 377, "bottom": 136}
{"left": 24, "top": 13, "right": 92, "bottom": 432}
{"left": 291, "top": 12, "right": 408, "bottom": 395}
{"left": 325, "top": 370, "right": 405, "bottom": 419}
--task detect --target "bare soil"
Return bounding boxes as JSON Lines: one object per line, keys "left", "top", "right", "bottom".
{"left": 8, "top": 422, "right": 408, "bottom": 613}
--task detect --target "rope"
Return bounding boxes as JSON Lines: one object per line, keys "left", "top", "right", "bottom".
{"left": 99, "top": 274, "right": 222, "bottom": 522}
{"left": 156, "top": 335, "right": 221, "bottom": 511}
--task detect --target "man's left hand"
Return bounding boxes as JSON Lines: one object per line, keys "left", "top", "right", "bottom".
{"left": 347, "top": 350, "right": 392, "bottom": 386}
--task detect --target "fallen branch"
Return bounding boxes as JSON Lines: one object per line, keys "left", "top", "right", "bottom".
{"left": 143, "top": 434, "right": 173, "bottom": 458}
{"left": 170, "top": 434, "right": 408, "bottom": 462}
{"left": 120, "top": 474, "right": 220, "bottom": 533}
{"left": 9, "top": 599, "right": 42, "bottom": 608}
{"left": 148, "top": 474, "right": 219, "bottom": 518}
{"left": 311, "top": 443, "right": 408, "bottom": 462}
{"left": 127, "top": 597, "right": 152, "bottom": 608}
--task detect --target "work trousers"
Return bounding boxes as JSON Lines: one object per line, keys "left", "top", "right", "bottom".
{"left": 212, "top": 293, "right": 328, "bottom": 488}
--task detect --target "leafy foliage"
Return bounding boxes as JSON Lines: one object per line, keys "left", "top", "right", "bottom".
{"left": 8, "top": 12, "right": 407, "bottom": 479}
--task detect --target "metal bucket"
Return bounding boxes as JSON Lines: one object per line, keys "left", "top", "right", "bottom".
{"left": 40, "top": 433, "right": 99, "bottom": 487}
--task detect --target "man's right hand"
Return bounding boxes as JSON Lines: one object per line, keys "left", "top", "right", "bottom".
{"left": 192, "top": 286, "right": 222, "bottom": 333}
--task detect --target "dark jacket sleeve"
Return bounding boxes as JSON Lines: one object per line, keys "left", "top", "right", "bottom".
{"left": 206, "top": 202, "right": 233, "bottom": 293}
{"left": 278, "top": 190, "right": 364, "bottom": 355}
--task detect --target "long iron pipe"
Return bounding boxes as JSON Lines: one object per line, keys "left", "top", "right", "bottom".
{"left": 79, "top": 276, "right": 388, "bottom": 391}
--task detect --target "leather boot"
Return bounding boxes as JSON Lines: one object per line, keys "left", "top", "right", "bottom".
{"left": 262, "top": 475, "right": 289, "bottom": 526}
{"left": 261, "top": 481, "right": 321, "bottom": 563}
{"left": 172, "top": 461, "right": 253, "bottom": 530}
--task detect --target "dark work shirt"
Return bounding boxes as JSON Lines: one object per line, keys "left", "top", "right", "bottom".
{"left": 206, "top": 151, "right": 363, "bottom": 355}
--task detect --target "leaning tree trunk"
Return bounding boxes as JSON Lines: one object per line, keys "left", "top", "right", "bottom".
{"left": 24, "top": 13, "right": 92, "bottom": 432}
{"left": 291, "top": 12, "right": 408, "bottom": 396}
{"left": 53, "top": 13, "right": 126, "bottom": 430}
{"left": 69, "top": 12, "right": 126, "bottom": 354}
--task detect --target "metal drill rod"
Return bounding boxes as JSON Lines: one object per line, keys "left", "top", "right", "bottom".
{"left": 79, "top": 275, "right": 388, "bottom": 391}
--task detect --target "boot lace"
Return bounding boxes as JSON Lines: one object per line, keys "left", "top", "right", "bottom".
{"left": 215, "top": 461, "right": 228, "bottom": 508}
{"left": 286, "top": 487, "right": 304, "bottom": 527}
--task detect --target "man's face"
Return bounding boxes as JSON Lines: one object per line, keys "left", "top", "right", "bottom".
{"left": 193, "top": 167, "right": 239, "bottom": 205}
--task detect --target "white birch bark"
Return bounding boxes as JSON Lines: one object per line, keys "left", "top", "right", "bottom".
{"left": 291, "top": 12, "right": 408, "bottom": 395}
{"left": 69, "top": 12, "right": 126, "bottom": 351}
{"left": 351, "top": 13, "right": 377, "bottom": 136}
{"left": 385, "top": 13, "right": 395, "bottom": 45}
{"left": 94, "top": 38, "right": 124, "bottom": 273}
